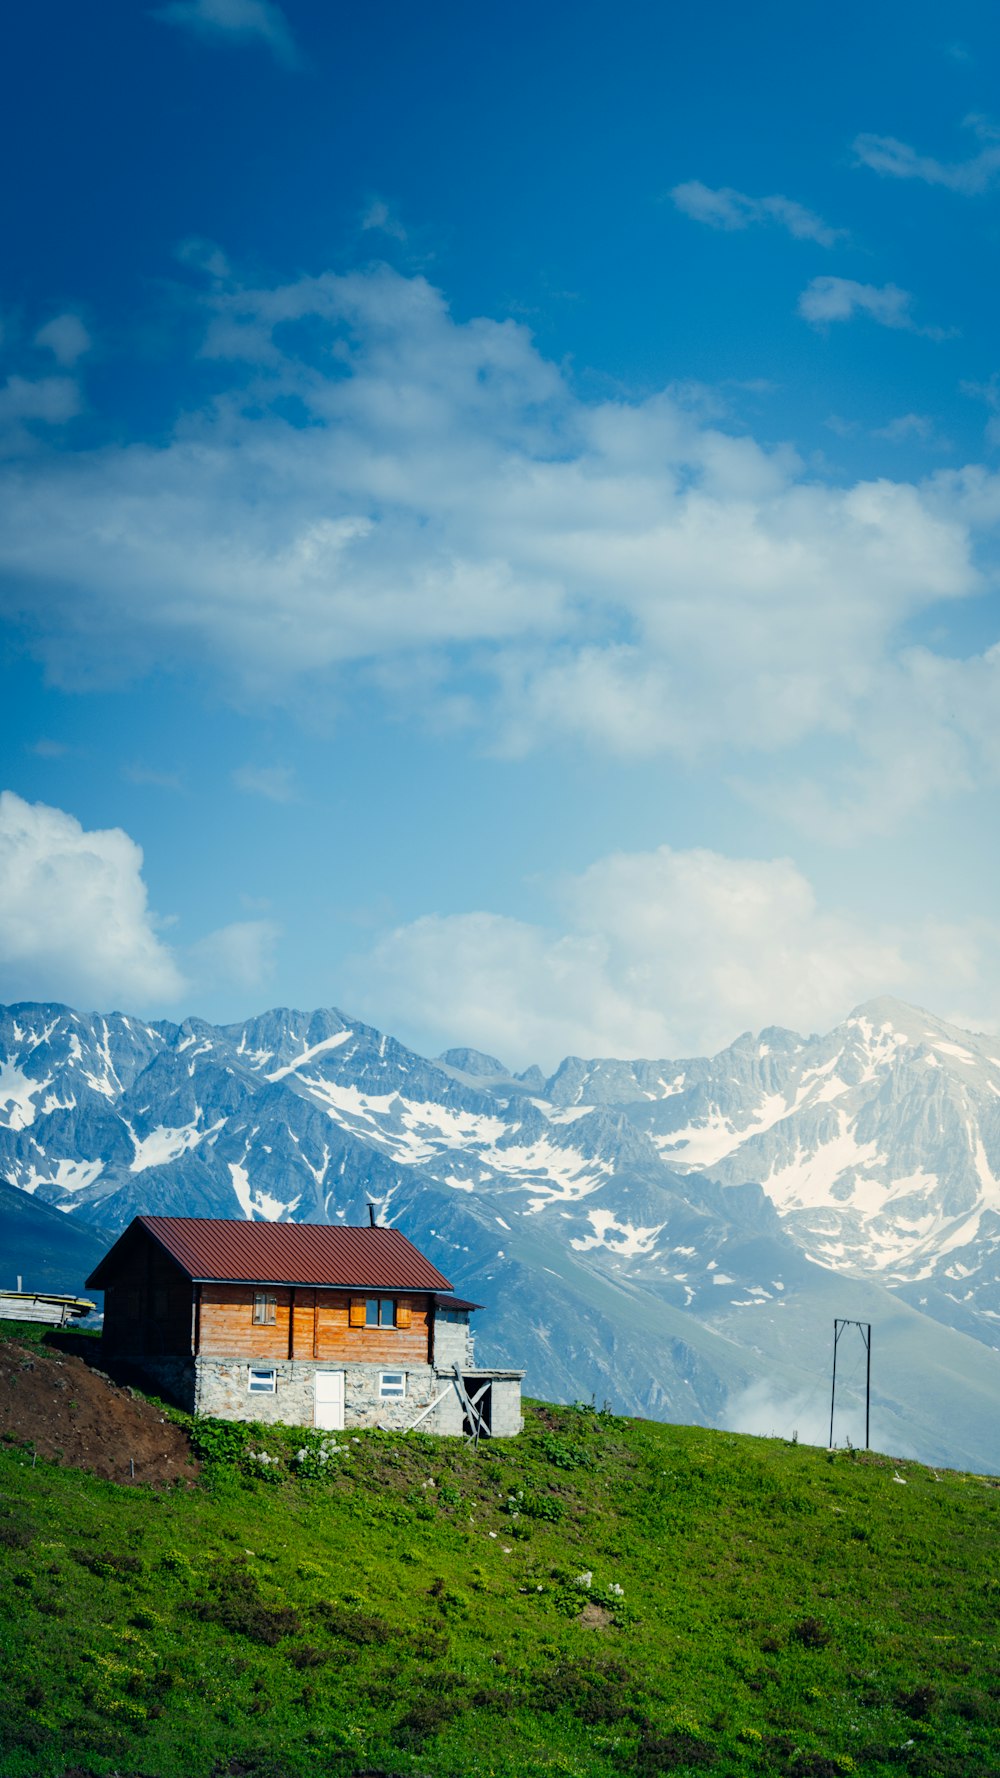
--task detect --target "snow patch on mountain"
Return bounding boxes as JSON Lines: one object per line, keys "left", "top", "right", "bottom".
{"left": 0, "top": 1058, "right": 49, "bottom": 1128}
{"left": 128, "top": 1119, "right": 209, "bottom": 1173}
{"left": 228, "top": 1160, "right": 301, "bottom": 1222}
{"left": 570, "top": 1208, "right": 664, "bottom": 1256}
{"left": 265, "top": 1030, "right": 354, "bottom": 1081}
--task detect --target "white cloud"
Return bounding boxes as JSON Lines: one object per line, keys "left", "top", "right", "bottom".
{"left": 961, "top": 375, "right": 1000, "bottom": 447}
{"left": 232, "top": 763, "right": 300, "bottom": 802}
{"left": 152, "top": 0, "right": 299, "bottom": 68}
{"left": 872, "top": 412, "right": 935, "bottom": 443}
{"left": 797, "top": 277, "right": 950, "bottom": 338}
{"left": 188, "top": 918, "right": 281, "bottom": 991}
{"left": 177, "top": 237, "right": 232, "bottom": 281}
{"left": 671, "top": 180, "right": 844, "bottom": 246}
{"left": 0, "top": 791, "right": 286, "bottom": 1011}
{"left": 0, "top": 263, "right": 995, "bottom": 826}
{"left": 0, "top": 791, "right": 186, "bottom": 1008}
{"left": 35, "top": 314, "right": 91, "bottom": 367}
{"left": 853, "top": 116, "right": 1000, "bottom": 195}
{"left": 361, "top": 199, "right": 407, "bottom": 242}
{"left": 345, "top": 843, "right": 1000, "bottom": 1068}
{"left": 0, "top": 375, "right": 79, "bottom": 452}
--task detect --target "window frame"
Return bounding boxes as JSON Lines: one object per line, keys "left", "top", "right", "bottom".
{"left": 365, "top": 1296, "right": 397, "bottom": 1328}
{"left": 252, "top": 1290, "right": 277, "bottom": 1326}
{"left": 248, "top": 1367, "right": 277, "bottom": 1395}
{"left": 379, "top": 1370, "right": 407, "bottom": 1399}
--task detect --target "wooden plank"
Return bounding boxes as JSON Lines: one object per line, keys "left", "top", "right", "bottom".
{"left": 167, "top": 1283, "right": 434, "bottom": 1363}
{"left": 452, "top": 1365, "right": 490, "bottom": 1442}
{"left": 0, "top": 1296, "right": 93, "bottom": 1326}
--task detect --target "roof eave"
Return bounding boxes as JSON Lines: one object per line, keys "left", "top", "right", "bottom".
{"left": 188, "top": 1277, "right": 441, "bottom": 1292}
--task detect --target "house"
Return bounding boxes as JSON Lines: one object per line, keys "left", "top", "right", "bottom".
{"left": 85, "top": 1215, "right": 523, "bottom": 1438}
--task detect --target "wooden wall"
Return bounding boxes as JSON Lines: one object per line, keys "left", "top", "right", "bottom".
{"left": 102, "top": 1231, "right": 193, "bottom": 1357}
{"left": 197, "top": 1286, "right": 433, "bottom": 1364}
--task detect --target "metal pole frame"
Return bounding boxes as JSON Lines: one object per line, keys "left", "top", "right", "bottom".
{"left": 829, "top": 1319, "right": 871, "bottom": 1450}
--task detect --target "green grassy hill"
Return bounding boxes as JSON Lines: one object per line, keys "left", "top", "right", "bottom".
{"left": 1, "top": 1327, "right": 999, "bottom": 1778}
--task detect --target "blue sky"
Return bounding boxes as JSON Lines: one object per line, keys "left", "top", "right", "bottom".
{"left": 3, "top": 0, "right": 1000, "bottom": 1066}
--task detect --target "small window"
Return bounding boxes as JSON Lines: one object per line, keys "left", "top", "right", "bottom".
{"left": 248, "top": 1368, "right": 276, "bottom": 1394}
{"left": 365, "top": 1297, "right": 397, "bottom": 1328}
{"left": 253, "top": 1291, "right": 277, "bottom": 1325}
{"left": 379, "top": 1371, "right": 406, "bottom": 1399}
{"left": 153, "top": 1288, "right": 168, "bottom": 1319}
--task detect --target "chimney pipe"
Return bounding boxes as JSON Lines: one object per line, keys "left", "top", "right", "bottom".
{"left": 367, "top": 1201, "right": 376, "bottom": 1227}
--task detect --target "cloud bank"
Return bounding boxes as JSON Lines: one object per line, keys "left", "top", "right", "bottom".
{"left": 0, "top": 263, "right": 998, "bottom": 831}
{"left": 344, "top": 843, "right": 1000, "bottom": 1068}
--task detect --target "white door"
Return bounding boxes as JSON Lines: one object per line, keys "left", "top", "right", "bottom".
{"left": 314, "top": 1369, "right": 345, "bottom": 1431}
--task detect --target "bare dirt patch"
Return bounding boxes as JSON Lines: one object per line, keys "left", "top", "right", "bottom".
{"left": 0, "top": 1338, "right": 197, "bottom": 1487}
{"left": 577, "top": 1600, "right": 613, "bottom": 1629}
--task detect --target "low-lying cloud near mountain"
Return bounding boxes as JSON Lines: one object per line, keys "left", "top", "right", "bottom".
{"left": 5, "top": 787, "right": 1000, "bottom": 1061}
{"left": 349, "top": 844, "right": 1000, "bottom": 1066}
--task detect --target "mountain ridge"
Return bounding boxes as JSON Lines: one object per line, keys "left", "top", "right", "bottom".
{"left": 4, "top": 994, "right": 1000, "bottom": 1470}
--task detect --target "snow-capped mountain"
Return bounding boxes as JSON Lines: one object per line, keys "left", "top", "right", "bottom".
{"left": 4, "top": 995, "right": 1000, "bottom": 1472}
{"left": 617, "top": 997, "right": 1000, "bottom": 1335}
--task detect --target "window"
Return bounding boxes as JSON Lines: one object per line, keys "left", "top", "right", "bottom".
{"left": 153, "top": 1288, "right": 168, "bottom": 1319}
{"left": 379, "top": 1371, "right": 406, "bottom": 1399}
{"left": 252, "top": 1291, "right": 277, "bottom": 1325}
{"left": 365, "top": 1297, "right": 397, "bottom": 1328}
{"left": 248, "top": 1368, "right": 276, "bottom": 1394}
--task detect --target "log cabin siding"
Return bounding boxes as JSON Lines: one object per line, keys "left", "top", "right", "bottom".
{"left": 197, "top": 1284, "right": 432, "bottom": 1364}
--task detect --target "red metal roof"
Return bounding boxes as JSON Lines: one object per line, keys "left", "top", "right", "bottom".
{"left": 435, "top": 1294, "right": 484, "bottom": 1312}
{"left": 87, "top": 1217, "right": 453, "bottom": 1293}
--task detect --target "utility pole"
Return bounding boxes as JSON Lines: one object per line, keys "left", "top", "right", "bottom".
{"left": 829, "top": 1319, "right": 871, "bottom": 1450}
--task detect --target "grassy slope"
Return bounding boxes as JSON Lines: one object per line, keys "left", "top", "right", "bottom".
{"left": 1, "top": 1331, "right": 999, "bottom": 1778}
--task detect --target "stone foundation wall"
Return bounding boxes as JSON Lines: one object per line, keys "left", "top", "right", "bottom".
{"left": 116, "top": 1351, "right": 523, "bottom": 1438}
{"left": 426, "top": 1377, "right": 465, "bottom": 1436}
{"left": 345, "top": 1364, "right": 438, "bottom": 1432}
{"left": 192, "top": 1356, "right": 440, "bottom": 1429}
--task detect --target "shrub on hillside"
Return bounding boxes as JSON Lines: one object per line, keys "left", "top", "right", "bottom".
{"left": 192, "top": 1563, "right": 300, "bottom": 1646}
